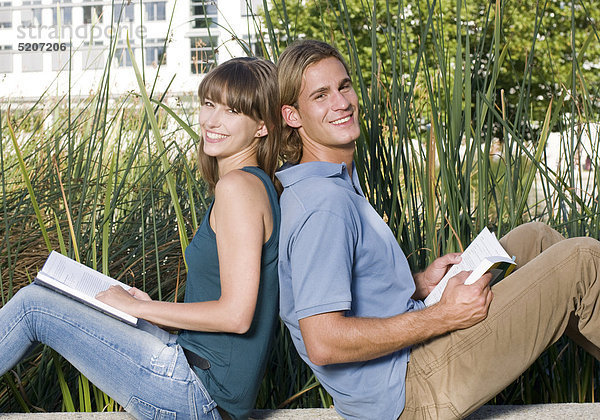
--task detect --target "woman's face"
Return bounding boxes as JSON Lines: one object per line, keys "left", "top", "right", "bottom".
{"left": 199, "top": 97, "right": 266, "bottom": 162}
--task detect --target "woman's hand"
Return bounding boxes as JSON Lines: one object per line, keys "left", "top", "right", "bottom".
{"left": 96, "top": 286, "right": 151, "bottom": 316}
{"left": 93, "top": 170, "right": 271, "bottom": 333}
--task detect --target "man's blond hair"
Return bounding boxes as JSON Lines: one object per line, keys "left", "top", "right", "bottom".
{"left": 277, "top": 40, "right": 351, "bottom": 163}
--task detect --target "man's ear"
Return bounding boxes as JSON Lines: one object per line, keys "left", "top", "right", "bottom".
{"left": 255, "top": 122, "right": 268, "bottom": 138}
{"left": 281, "top": 105, "right": 302, "bottom": 128}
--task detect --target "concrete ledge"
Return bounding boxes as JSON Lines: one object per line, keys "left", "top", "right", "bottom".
{"left": 0, "top": 404, "right": 599, "bottom": 419}
{"left": 468, "top": 403, "right": 600, "bottom": 419}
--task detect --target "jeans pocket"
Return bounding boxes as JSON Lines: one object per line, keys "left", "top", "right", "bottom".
{"left": 126, "top": 395, "right": 177, "bottom": 420}
{"left": 150, "top": 342, "right": 178, "bottom": 377}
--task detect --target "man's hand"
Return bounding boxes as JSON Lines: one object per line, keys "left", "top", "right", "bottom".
{"left": 413, "top": 253, "right": 462, "bottom": 300}
{"left": 436, "top": 271, "right": 493, "bottom": 330}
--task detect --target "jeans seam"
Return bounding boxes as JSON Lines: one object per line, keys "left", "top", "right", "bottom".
{"left": 11, "top": 306, "right": 192, "bottom": 383}
{"left": 0, "top": 309, "right": 34, "bottom": 348}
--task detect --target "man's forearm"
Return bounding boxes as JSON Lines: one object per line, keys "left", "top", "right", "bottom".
{"left": 300, "top": 273, "right": 493, "bottom": 365}
{"left": 299, "top": 304, "right": 455, "bottom": 365}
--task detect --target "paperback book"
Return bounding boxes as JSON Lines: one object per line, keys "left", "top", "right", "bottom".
{"left": 35, "top": 251, "right": 138, "bottom": 326}
{"left": 424, "top": 227, "right": 516, "bottom": 307}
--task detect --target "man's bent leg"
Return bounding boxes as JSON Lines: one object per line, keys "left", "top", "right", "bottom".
{"left": 498, "top": 223, "right": 600, "bottom": 358}
{"left": 402, "top": 236, "right": 600, "bottom": 419}
{"left": 498, "top": 222, "right": 565, "bottom": 265}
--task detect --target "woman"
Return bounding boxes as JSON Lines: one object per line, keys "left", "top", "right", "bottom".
{"left": 0, "top": 57, "right": 281, "bottom": 420}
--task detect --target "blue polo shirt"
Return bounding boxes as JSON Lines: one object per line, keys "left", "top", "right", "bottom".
{"left": 277, "top": 161, "right": 424, "bottom": 420}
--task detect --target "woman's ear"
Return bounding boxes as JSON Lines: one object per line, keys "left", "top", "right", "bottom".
{"left": 255, "top": 122, "right": 268, "bottom": 138}
{"left": 281, "top": 105, "right": 302, "bottom": 128}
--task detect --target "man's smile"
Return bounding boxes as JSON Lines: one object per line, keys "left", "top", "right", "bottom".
{"left": 331, "top": 115, "right": 353, "bottom": 125}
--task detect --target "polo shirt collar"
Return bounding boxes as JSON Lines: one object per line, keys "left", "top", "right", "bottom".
{"left": 276, "top": 161, "right": 364, "bottom": 196}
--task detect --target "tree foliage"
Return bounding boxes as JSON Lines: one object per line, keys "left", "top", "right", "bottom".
{"left": 265, "top": 0, "right": 600, "bottom": 122}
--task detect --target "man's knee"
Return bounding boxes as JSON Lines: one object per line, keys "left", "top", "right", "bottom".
{"left": 562, "top": 236, "right": 600, "bottom": 255}
{"left": 518, "top": 221, "right": 556, "bottom": 238}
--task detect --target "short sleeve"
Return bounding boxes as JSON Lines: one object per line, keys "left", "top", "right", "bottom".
{"left": 289, "top": 210, "right": 356, "bottom": 319}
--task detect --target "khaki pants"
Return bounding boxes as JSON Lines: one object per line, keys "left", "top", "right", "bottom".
{"left": 401, "top": 222, "right": 600, "bottom": 419}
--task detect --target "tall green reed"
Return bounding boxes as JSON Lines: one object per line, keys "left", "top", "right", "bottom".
{"left": 1, "top": 0, "right": 206, "bottom": 408}
{"left": 2, "top": 0, "right": 600, "bottom": 412}
{"left": 265, "top": 0, "right": 600, "bottom": 406}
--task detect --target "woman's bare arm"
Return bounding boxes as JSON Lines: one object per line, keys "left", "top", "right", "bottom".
{"left": 97, "top": 170, "right": 272, "bottom": 333}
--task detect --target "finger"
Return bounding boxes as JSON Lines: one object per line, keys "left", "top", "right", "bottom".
{"left": 445, "top": 252, "right": 462, "bottom": 262}
{"left": 437, "top": 253, "right": 462, "bottom": 266}
{"left": 448, "top": 270, "right": 471, "bottom": 286}
{"left": 473, "top": 272, "right": 493, "bottom": 289}
{"left": 455, "top": 270, "right": 472, "bottom": 281}
{"left": 486, "top": 288, "right": 494, "bottom": 306}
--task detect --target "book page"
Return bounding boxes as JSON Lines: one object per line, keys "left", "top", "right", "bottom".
{"left": 423, "top": 227, "right": 511, "bottom": 306}
{"left": 36, "top": 251, "right": 137, "bottom": 326}
{"left": 41, "top": 251, "right": 130, "bottom": 298}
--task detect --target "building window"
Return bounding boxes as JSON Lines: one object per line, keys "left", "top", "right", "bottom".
{"left": 21, "top": 0, "right": 43, "bottom": 27}
{"left": 53, "top": 0, "right": 72, "bottom": 26}
{"left": 0, "top": 2, "right": 12, "bottom": 28}
{"left": 145, "top": 38, "right": 166, "bottom": 67}
{"left": 82, "top": 41, "right": 105, "bottom": 70}
{"left": 190, "top": 0, "right": 217, "bottom": 29}
{"left": 145, "top": 2, "right": 165, "bottom": 21}
{"left": 0, "top": 45, "right": 12, "bottom": 72}
{"left": 240, "top": 0, "right": 257, "bottom": 17}
{"left": 83, "top": 1, "right": 103, "bottom": 24}
{"left": 52, "top": 49, "right": 70, "bottom": 71}
{"left": 113, "top": 2, "right": 134, "bottom": 23}
{"left": 190, "top": 36, "right": 217, "bottom": 74}
{"left": 114, "top": 44, "right": 133, "bottom": 67}
{"left": 22, "top": 52, "right": 43, "bottom": 72}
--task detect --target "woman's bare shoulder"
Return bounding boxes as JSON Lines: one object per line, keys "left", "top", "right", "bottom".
{"left": 213, "top": 169, "right": 270, "bottom": 219}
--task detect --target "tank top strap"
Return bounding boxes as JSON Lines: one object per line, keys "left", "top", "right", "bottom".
{"left": 240, "top": 166, "right": 280, "bottom": 220}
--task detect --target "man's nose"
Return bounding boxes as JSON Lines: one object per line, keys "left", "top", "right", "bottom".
{"left": 331, "top": 90, "right": 351, "bottom": 110}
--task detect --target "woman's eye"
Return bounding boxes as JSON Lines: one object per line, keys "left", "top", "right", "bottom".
{"left": 204, "top": 100, "right": 214, "bottom": 107}
{"left": 228, "top": 108, "right": 239, "bottom": 114}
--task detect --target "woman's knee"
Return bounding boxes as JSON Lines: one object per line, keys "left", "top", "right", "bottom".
{"left": 8, "top": 283, "right": 65, "bottom": 312}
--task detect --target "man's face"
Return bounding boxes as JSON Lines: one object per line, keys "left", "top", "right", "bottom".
{"left": 284, "top": 56, "right": 360, "bottom": 161}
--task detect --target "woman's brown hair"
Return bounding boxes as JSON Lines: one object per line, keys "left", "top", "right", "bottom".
{"left": 197, "top": 57, "right": 281, "bottom": 194}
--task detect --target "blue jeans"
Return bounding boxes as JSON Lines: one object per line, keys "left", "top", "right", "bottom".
{"left": 0, "top": 283, "right": 222, "bottom": 420}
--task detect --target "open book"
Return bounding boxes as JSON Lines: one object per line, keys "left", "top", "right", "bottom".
{"left": 35, "top": 251, "right": 138, "bottom": 326}
{"left": 423, "top": 227, "right": 516, "bottom": 307}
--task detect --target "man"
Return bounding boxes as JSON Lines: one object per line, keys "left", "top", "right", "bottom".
{"left": 275, "top": 39, "right": 600, "bottom": 420}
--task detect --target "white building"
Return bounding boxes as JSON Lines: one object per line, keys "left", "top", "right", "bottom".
{"left": 0, "top": 0, "right": 266, "bottom": 99}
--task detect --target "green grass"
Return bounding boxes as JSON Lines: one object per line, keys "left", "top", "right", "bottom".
{"left": 2, "top": 0, "right": 600, "bottom": 412}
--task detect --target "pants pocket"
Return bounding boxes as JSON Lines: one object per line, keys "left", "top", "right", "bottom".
{"left": 126, "top": 395, "right": 177, "bottom": 420}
